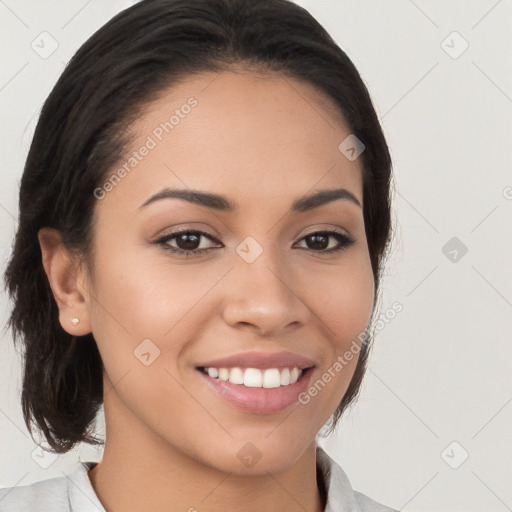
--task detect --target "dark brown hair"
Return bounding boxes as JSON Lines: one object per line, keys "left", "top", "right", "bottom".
{"left": 4, "top": 0, "right": 392, "bottom": 453}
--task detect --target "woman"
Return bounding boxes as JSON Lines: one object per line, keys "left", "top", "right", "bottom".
{"left": 1, "top": 0, "right": 397, "bottom": 510}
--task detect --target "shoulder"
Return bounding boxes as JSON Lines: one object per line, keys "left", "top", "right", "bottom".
{"left": 0, "top": 461, "right": 102, "bottom": 512}
{"left": 0, "top": 473, "right": 70, "bottom": 512}
{"left": 354, "top": 490, "right": 400, "bottom": 512}
{"left": 316, "top": 446, "right": 400, "bottom": 512}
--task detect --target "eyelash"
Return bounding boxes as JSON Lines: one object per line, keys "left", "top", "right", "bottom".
{"left": 154, "top": 228, "right": 355, "bottom": 258}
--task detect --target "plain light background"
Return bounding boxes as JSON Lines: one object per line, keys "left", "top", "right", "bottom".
{"left": 1, "top": 1, "right": 511, "bottom": 511}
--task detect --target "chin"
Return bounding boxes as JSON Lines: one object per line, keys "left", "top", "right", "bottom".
{"left": 192, "top": 433, "right": 314, "bottom": 476}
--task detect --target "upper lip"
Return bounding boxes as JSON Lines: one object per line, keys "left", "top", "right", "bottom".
{"left": 196, "top": 351, "right": 316, "bottom": 370}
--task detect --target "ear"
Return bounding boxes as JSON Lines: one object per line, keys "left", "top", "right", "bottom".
{"left": 38, "top": 227, "right": 92, "bottom": 336}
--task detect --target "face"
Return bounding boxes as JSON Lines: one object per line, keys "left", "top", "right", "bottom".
{"left": 82, "top": 70, "right": 375, "bottom": 475}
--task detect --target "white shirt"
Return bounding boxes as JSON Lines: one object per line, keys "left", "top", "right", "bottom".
{"left": 0, "top": 446, "right": 399, "bottom": 511}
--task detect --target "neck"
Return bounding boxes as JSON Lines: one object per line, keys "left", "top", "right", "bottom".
{"left": 88, "top": 388, "right": 325, "bottom": 512}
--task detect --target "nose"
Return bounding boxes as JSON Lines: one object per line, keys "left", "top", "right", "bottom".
{"left": 221, "top": 253, "right": 311, "bottom": 337}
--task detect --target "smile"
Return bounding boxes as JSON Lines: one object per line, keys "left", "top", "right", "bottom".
{"left": 196, "top": 366, "right": 315, "bottom": 414}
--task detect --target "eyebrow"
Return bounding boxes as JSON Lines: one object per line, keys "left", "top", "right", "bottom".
{"left": 138, "top": 187, "right": 361, "bottom": 213}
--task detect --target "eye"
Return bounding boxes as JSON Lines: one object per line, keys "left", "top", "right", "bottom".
{"left": 155, "top": 229, "right": 222, "bottom": 257}
{"left": 154, "top": 228, "right": 355, "bottom": 258}
{"left": 294, "top": 229, "right": 355, "bottom": 254}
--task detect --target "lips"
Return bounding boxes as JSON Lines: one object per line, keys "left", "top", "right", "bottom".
{"left": 196, "top": 350, "right": 316, "bottom": 370}
{"left": 194, "top": 350, "right": 316, "bottom": 414}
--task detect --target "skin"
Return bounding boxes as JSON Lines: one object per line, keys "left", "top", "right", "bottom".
{"left": 39, "top": 69, "right": 375, "bottom": 512}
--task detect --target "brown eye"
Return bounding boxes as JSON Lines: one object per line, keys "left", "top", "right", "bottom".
{"left": 295, "top": 230, "right": 355, "bottom": 253}
{"left": 155, "top": 229, "right": 221, "bottom": 257}
{"left": 173, "top": 232, "right": 201, "bottom": 251}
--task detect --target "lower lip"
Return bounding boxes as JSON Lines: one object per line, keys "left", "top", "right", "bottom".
{"left": 196, "top": 367, "right": 314, "bottom": 414}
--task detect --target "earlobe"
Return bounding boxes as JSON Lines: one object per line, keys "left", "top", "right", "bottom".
{"left": 38, "top": 227, "right": 92, "bottom": 336}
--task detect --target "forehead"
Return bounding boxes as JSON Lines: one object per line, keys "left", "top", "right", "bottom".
{"left": 98, "top": 70, "right": 364, "bottom": 211}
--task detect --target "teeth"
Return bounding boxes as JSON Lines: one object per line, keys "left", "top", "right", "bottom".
{"left": 262, "top": 369, "right": 281, "bottom": 388}
{"left": 228, "top": 367, "right": 244, "bottom": 385}
{"left": 280, "top": 368, "right": 290, "bottom": 385}
{"left": 244, "top": 368, "right": 262, "bottom": 387}
{"left": 207, "top": 368, "right": 219, "bottom": 378}
{"left": 203, "top": 367, "right": 304, "bottom": 388}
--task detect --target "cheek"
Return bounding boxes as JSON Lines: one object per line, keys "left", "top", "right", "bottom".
{"left": 86, "top": 250, "right": 213, "bottom": 421}
{"left": 309, "top": 255, "right": 375, "bottom": 348}
{"left": 295, "top": 254, "right": 374, "bottom": 417}
{"left": 89, "top": 245, "right": 217, "bottom": 339}
{"left": 86, "top": 243, "right": 232, "bottom": 407}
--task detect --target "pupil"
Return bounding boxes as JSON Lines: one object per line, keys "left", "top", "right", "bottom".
{"left": 308, "top": 234, "right": 328, "bottom": 250}
{"left": 178, "top": 233, "right": 199, "bottom": 250}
